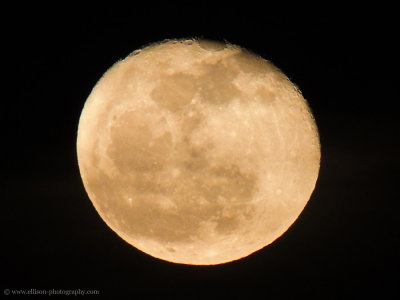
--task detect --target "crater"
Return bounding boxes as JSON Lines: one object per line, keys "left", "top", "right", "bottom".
{"left": 198, "top": 39, "right": 227, "bottom": 51}
{"left": 129, "top": 49, "right": 142, "bottom": 57}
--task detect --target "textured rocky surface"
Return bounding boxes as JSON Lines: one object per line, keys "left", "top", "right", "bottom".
{"left": 77, "top": 39, "right": 320, "bottom": 264}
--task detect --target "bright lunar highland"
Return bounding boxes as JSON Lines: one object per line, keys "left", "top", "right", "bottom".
{"left": 77, "top": 39, "right": 321, "bottom": 265}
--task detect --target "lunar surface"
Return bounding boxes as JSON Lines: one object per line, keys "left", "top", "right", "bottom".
{"left": 77, "top": 39, "right": 321, "bottom": 265}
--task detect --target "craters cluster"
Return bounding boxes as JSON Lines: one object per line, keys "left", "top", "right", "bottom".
{"left": 102, "top": 89, "right": 259, "bottom": 244}
{"left": 96, "top": 43, "right": 270, "bottom": 244}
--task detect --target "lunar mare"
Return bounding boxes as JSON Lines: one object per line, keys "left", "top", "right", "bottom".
{"left": 77, "top": 39, "right": 320, "bottom": 265}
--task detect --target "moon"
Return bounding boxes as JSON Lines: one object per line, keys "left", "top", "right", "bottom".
{"left": 77, "top": 38, "right": 320, "bottom": 265}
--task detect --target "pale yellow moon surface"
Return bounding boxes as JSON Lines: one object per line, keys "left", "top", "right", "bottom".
{"left": 77, "top": 39, "right": 320, "bottom": 265}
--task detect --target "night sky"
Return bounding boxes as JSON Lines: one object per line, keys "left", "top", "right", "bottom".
{"left": 3, "top": 7, "right": 398, "bottom": 298}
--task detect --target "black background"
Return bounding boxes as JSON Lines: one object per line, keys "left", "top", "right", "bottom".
{"left": 3, "top": 6, "right": 399, "bottom": 299}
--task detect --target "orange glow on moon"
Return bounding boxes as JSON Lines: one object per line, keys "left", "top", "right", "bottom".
{"left": 77, "top": 39, "right": 320, "bottom": 265}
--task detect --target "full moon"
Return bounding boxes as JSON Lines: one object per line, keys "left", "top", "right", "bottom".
{"left": 77, "top": 39, "right": 320, "bottom": 265}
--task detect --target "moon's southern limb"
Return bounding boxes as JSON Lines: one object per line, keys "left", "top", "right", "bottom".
{"left": 77, "top": 39, "right": 321, "bottom": 265}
